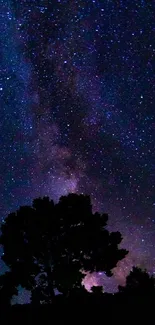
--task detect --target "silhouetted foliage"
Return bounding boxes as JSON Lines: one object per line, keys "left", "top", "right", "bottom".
{"left": 0, "top": 272, "right": 18, "bottom": 308}
{"left": 0, "top": 194, "right": 128, "bottom": 304}
{"left": 119, "top": 266, "right": 155, "bottom": 296}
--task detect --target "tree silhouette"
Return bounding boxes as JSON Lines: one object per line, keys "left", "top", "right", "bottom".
{"left": 118, "top": 266, "right": 155, "bottom": 296}
{"left": 0, "top": 194, "right": 128, "bottom": 304}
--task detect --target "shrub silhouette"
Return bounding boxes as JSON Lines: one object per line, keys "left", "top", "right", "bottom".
{"left": 0, "top": 272, "right": 18, "bottom": 308}
{"left": 0, "top": 194, "right": 128, "bottom": 304}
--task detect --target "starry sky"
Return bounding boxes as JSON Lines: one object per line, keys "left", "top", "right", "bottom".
{"left": 0, "top": 0, "right": 155, "bottom": 298}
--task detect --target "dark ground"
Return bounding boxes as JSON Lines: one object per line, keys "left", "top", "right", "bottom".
{"left": 0, "top": 294, "right": 154, "bottom": 323}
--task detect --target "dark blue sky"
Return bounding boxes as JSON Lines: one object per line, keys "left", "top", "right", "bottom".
{"left": 0, "top": 0, "right": 155, "bottom": 296}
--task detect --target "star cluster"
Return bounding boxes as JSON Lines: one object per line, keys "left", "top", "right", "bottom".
{"left": 0, "top": 0, "right": 155, "bottom": 295}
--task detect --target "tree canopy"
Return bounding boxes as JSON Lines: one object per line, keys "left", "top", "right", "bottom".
{"left": 0, "top": 193, "right": 128, "bottom": 304}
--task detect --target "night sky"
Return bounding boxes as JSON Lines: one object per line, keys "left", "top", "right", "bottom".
{"left": 0, "top": 0, "right": 155, "bottom": 299}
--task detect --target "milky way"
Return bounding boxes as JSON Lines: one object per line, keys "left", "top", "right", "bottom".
{"left": 0, "top": 0, "right": 155, "bottom": 298}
